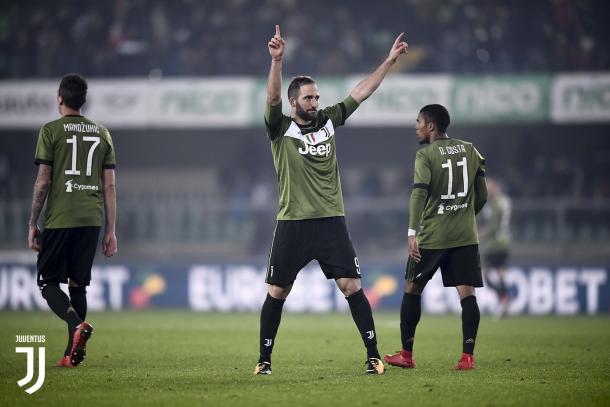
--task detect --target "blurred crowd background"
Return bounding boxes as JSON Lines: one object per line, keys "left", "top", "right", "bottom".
{"left": 0, "top": 0, "right": 609, "bottom": 265}
{"left": 2, "top": 0, "right": 609, "bottom": 77}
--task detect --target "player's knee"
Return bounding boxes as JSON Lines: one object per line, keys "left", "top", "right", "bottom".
{"left": 40, "top": 283, "right": 59, "bottom": 298}
{"left": 405, "top": 282, "right": 424, "bottom": 295}
{"left": 268, "top": 284, "right": 291, "bottom": 299}
{"left": 457, "top": 285, "right": 475, "bottom": 299}
{"left": 68, "top": 279, "right": 81, "bottom": 288}
{"left": 337, "top": 278, "right": 361, "bottom": 296}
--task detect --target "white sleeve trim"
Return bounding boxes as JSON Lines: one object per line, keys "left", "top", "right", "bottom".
{"left": 408, "top": 229, "right": 417, "bottom": 237}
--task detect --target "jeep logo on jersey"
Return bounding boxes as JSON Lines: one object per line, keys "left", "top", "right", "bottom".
{"left": 438, "top": 202, "right": 468, "bottom": 214}
{"left": 284, "top": 119, "right": 335, "bottom": 158}
{"left": 298, "top": 142, "right": 332, "bottom": 157}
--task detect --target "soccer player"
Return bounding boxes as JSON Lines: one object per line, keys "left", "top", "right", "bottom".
{"left": 254, "top": 25, "right": 408, "bottom": 375}
{"left": 384, "top": 104, "right": 487, "bottom": 370}
{"left": 480, "top": 178, "right": 512, "bottom": 318}
{"left": 27, "top": 74, "right": 117, "bottom": 367}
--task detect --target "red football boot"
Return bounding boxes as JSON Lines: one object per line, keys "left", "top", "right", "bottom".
{"left": 384, "top": 350, "right": 416, "bottom": 368}
{"left": 55, "top": 355, "right": 74, "bottom": 368}
{"left": 454, "top": 352, "right": 475, "bottom": 370}
{"left": 70, "top": 322, "right": 93, "bottom": 366}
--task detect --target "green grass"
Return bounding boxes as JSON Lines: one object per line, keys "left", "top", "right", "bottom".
{"left": 1, "top": 311, "right": 609, "bottom": 406}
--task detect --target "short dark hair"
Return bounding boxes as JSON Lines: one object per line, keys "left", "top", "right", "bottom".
{"left": 420, "top": 104, "right": 450, "bottom": 133}
{"left": 287, "top": 76, "right": 315, "bottom": 100}
{"left": 58, "top": 74, "right": 88, "bottom": 110}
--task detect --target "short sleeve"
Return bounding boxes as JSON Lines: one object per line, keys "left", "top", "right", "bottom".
{"left": 413, "top": 150, "right": 431, "bottom": 187}
{"left": 264, "top": 102, "right": 284, "bottom": 141}
{"left": 102, "top": 128, "right": 116, "bottom": 169}
{"left": 34, "top": 125, "right": 54, "bottom": 166}
{"left": 474, "top": 146, "right": 486, "bottom": 177}
{"left": 322, "top": 96, "right": 360, "bottom": 128}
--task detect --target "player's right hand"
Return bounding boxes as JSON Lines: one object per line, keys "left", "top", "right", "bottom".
{"left": 268, "top": 25, "right": 285, "bottom": 60}
{"left": 27, "top": 224, "right": 41, "bottom": 252}
{"left": 103, "top": 232, "right": 118, "bottom": 257}
{"left": 408, "top": 235, "right": 421, "bottom": 263}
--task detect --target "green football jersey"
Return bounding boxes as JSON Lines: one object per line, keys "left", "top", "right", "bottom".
{"left": 409, "top": 138, "right": 486, "bottom": 249}
{"left": 264, "top": 96, "right": 359, "bottom": 220}
{"left": 34, "top": 115, "right": 116, "bottom": 229}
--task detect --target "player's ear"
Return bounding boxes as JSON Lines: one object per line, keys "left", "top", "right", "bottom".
{"left": 289, "top": 97, "right": 296, "bottom": 107}
{"left": 57, "top": 96, "right": 63, "bottom": 106}
{"left": 427, "top": 121, "right": 435, "bottom": 132}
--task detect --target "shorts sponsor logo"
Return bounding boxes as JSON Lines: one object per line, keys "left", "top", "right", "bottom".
{"left": 15, "top": 335, "right": 46, "bottom": 394}
{"left": 65, "top": 179, "right": 99, "bottom": 193}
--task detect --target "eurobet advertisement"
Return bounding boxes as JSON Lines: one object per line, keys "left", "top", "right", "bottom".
{"left": 1, "top": 263, "right": 608, "bottom": 315}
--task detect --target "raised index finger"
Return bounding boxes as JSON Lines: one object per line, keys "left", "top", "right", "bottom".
{"left": 276, "top": 25, "right": 281, "bottom": 38}
{"left": 394, "top": 32, "right": 404, "bottom": 45}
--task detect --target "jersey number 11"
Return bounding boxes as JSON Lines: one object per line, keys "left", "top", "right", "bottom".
{"left": 441, "top": 157, "right": 468, "bottom": 200}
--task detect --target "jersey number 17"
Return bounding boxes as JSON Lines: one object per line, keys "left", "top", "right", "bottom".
{"left": 65, "top": 135, "right": 100, "bottom": 177}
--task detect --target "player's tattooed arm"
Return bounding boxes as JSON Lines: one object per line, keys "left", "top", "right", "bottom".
{"left": 102, "top": 169, "right": 118, "bottom": 257}
{"left": 350, "top": 32, "right": 408, "bottom": 103}
{"left": 28, "top": 164, "right": 52, "bottom": 251}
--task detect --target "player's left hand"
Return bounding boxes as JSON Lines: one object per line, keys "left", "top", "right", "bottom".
{"left": 27, "top": 224, "right": 41, "bottom": 252}
{"left": 103, "top": 232, "right": 118, "bottom": 257}
{"left": 408, "top": 235, "right": 421, "bottom": 263}
{"left": 387, "top": 32, "right": 408, "bottom": 64}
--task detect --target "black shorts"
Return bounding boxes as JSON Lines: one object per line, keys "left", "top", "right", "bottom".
{"left": 484, "top": 249, "right": 510, "bottom": 268}
{"left": 405, "top": 244, "right": 483, "bottom": 287}
{"left": 37, "top": 226, "right": 101, "bottom": 287}
{"left": 266, "top": 216, "right": 361, "bottom": 287}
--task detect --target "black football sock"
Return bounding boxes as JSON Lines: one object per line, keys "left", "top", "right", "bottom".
{"left": 461, "top": 295, "right": 480, "bottom": 354}
{"left": 259, "top": 293, "right": 285, "bottom": 364}
{"left": 346, "top": 289, "right": 380, "bottom": 359}
{"left": 69, "top": 286, "right": 87, "bottom": 320}
{"left": 41, "top": 284, "right": 82, "bottom": 329}
{"left": 64, "top": 286, "right": 88, "bottom": 356}
{"left": 400, "top": 293, "right": 421, "bottom": 352}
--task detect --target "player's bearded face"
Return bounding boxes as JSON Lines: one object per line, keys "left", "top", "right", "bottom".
{"left": 295, "top": 99, "right": 317, "bottom": 121}
{"left": 294, "top": 84, "right": 319, "bottom": 122}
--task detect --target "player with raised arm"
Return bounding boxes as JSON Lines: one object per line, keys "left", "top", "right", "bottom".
{"left": 255, "top": 25, "right": 408, "bottom": 375}
{"left": 28, "top": 74, "right": 117, "bottom": 367}
{"left": 384, "top": 104, "right": 487, "bottom": 370}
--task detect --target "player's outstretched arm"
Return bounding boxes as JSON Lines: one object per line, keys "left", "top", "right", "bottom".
{"left": 349, "top": 32, "right": 408, "bottom": 104}
{"left": 267, "top": 25, "right": 285, "bottom": 106}
{"left": 102, "top": 169, "right": 117, "bottom": 257}
{"left": 27, "top": 164, "right": 52, "bottom": 252}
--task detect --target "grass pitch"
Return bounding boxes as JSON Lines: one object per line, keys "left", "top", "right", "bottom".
{"left": 1, "top": 311, "right": 609, "bottom": 406}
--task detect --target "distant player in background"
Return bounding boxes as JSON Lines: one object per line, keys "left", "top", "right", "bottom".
{"left": 27, "top": 74, "right": 117, "bottom": 367}
{"left": 480, "top": 178, "right": 512, "bottom": 318}
{"left": 255, "top": 25, "right": 408, "bottom": 375}
{"left": 385, "top": 104, "right": 487, "bottom": 370}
